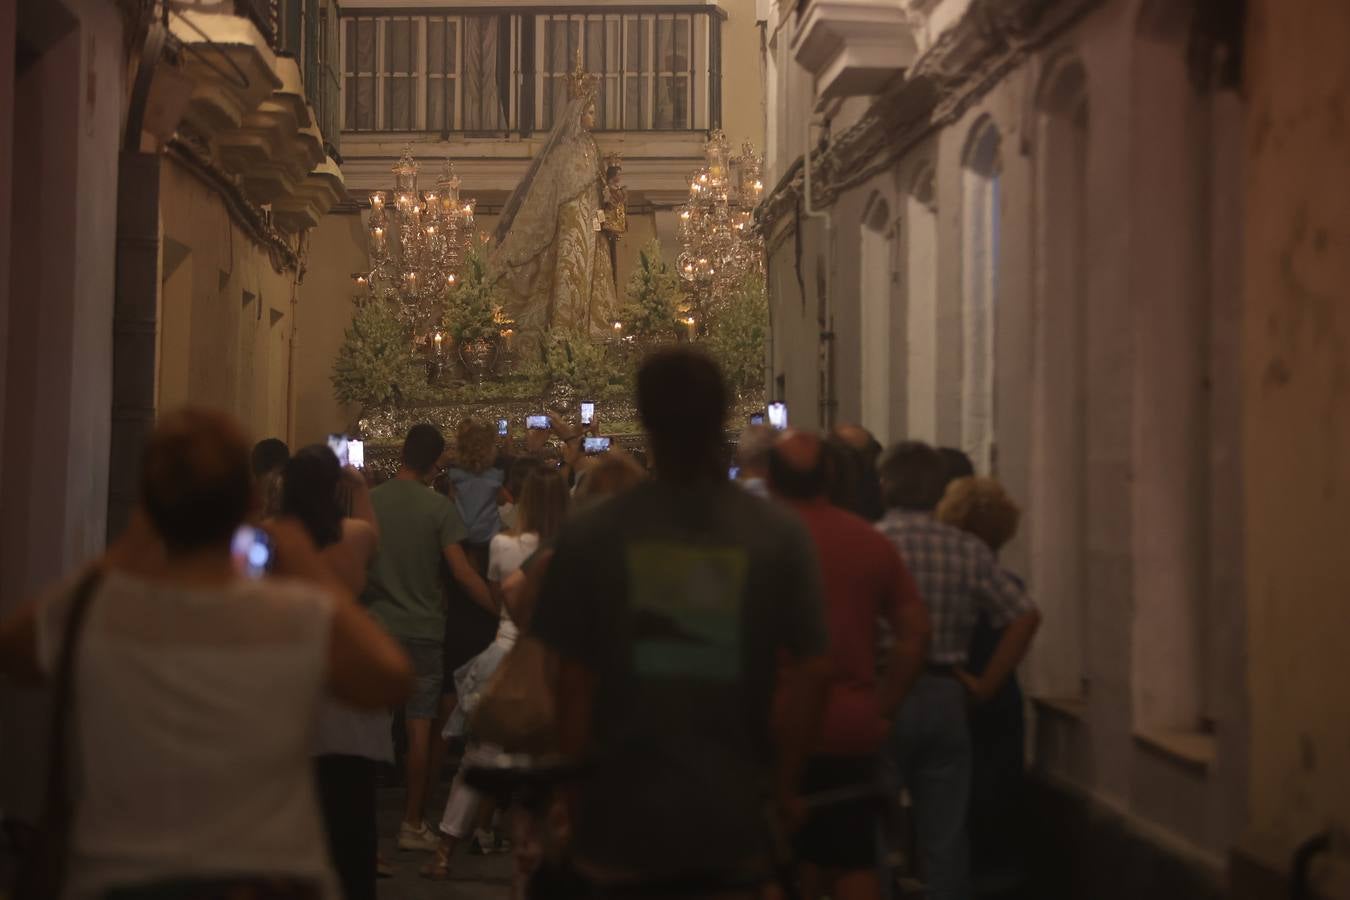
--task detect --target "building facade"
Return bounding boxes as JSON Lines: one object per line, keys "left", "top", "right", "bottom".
{"left": 290, "top": 0, "right": 767, "bottom": 442}
{"left": 761, "top": 0, "right": 1347, "bottom": 897}
{"left": 0, "top": 0, "right": 345, "bottom": 823}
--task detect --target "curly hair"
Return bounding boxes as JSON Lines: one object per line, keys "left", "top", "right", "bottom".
{"left": 936, "top": 476, "right": 1021, "bottom": 552}
{"left": 456, "top": 421, "right": 498, "bottom": 475}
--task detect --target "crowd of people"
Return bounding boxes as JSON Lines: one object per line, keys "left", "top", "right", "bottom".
{"left": 0, "top": 346, "right": 1039, "bottom": 900}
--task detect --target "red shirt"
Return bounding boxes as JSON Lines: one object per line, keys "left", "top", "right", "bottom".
{"left": 785, "top": 497, "right": 922, "bottom": 756}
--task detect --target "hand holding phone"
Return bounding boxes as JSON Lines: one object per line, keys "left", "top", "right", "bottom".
{"left": 526, "top": 415, "right": 550, "bottom": 431}
{"left": 583, "top": 435, "right": 612, "bottom": 455}
{"left": 767, "top": 402, "right": 788, "bottom": 431}
{"left": 327, "top": 434, "right": 350, "bottom": 467}
{"left": 347, "top": 439, "right": 365, "bottom": 470}
{"left": 231, "top": 525, "right": 274, "bottom": 579}
{"left": 497, "top": 418, "right": 510, "bottom": 437}
{"left": 580, "top": 401, "right": 596, "bottom": 427}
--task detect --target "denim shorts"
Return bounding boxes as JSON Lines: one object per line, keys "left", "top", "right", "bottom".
{"left": 401, "top": 638, "right": 444, "bottom": 720}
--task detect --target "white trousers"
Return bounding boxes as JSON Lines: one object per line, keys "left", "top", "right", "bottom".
{"left": 438, "top": 741, "right": 502, "bottom": 838}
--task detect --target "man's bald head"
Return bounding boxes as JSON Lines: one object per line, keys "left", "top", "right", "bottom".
{"left": 768, "top": 429, "right": 827, "bottom": 500}
{"left": 832, "top": 423, "right": 882, "bottom": 463}
{"left": 141, "top": 408, "right": 254, "bottom": 554}
{"left": 736, "top": 424, "right": 776, "bottom": 477}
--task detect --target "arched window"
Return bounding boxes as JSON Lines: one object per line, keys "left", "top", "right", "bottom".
{"left": 904, "top": 164, "right": 939, "bottom": 443}
{"left": 961, "top": 119, "right": 1001, "bottom": 472}
{"left": 1030, "top": 55, "right": 1090, "bottom": 699}
{"left": 859, "top": 193, "right": 893, "bottom": 444}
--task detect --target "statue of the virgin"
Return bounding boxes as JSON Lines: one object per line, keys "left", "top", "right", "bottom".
{"left": 491, "top": 54, "right": 621, "bottom": 356}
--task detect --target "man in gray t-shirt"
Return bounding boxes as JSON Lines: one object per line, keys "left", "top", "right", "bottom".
{"left": 532, "top": 349, "right": 829, "bottom": 888}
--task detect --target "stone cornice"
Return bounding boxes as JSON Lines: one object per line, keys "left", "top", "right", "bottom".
{"left": 792, "top": 1, "right": 919, "bottom": 99}
{"left": 759, "top": 0, "right": 1103, "bottom": 229}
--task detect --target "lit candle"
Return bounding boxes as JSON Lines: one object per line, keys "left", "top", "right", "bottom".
{"left": 433, "top": 332, "right": 443, "bottom": 353}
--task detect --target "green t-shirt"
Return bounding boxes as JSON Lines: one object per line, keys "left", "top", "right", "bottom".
{"left": 364, "top": 478, "right": 467, "bottom": 642}
{"left": 531, "top": 479, "right": 827, "bottom": 880}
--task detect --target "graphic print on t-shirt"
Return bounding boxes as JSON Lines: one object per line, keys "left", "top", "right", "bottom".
{"left": 626, "top": 542, "right": 745, "bottom": 681}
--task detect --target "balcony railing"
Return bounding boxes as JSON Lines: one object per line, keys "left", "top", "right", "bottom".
{"left": 338, "top": 5, "right": 725, "bottom": 137}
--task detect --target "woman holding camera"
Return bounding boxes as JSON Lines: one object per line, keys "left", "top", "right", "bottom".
{"left": 277, "top": 444, "right": 388, "bottom": 900}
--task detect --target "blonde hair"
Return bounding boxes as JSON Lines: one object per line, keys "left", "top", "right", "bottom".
{"left": 457, "top": 421, "right": 497, "bottom": 475}
{"left": 517, "top": 468, "right": 570, "bottom": 541}
{"left": 936, "top": 476, "right": 1021, "bottom": 552}
{"left": 574, "top": 450, "right": 645, "bottom": 504}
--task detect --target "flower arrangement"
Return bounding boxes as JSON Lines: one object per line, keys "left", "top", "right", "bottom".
{"left": 535, "top": 330, "right": 625, "bottom": 400}
{"left": 443, "top": 245, "right": 505, "bottom": 345}
{"left": 701, "top": 271, "right": 768, "bottom": 394}
{"left": 618, "top": 240, "right": 683, "bottom": 343}
{"left": 332, "top": 299, "right": 431, "bottom": 408}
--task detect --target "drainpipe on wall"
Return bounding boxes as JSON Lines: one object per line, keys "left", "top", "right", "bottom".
{"left": 108, "top": 22, "right": 167, "bottom": 540}
{"left": 802, "top": 114, "right": 834, "bottom": 428}
{"left": 284, "top": 231, "right": 306, "bottom": 445}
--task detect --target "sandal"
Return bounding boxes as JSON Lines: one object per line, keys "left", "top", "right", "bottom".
{"left": 419, "top": 846, "right": 453, "bottom": 881}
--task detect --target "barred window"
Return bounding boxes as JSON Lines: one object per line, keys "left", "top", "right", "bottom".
{"left": 383, "top": 17, "right": 417, "bottom": 130}
{"left": 343, "top": 18, "right": 376, "bottom": 131}
{"left": 342, "top": 9, "right": 713, "bottom": 133}
{"left": 539, "top": 12, "right": 692, "bottom": 131}
{"left": 461, "top": 15, "right": 509, "bottom": 131}
{"left": 426, "top": 17, "right": 459, "bottom": 132}
{"left": 653, "top": 15, "right": 692, "bottom": 130}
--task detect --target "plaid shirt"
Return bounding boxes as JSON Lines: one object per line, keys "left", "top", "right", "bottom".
{"left": 877, "top": 510, "right": 1034, "bottom": 665}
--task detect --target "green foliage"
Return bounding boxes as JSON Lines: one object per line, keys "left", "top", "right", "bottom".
{"left": 532, "top": 330, "right": 625, "bottom": 399}
{"left": 444, "top": 246, "right": 504, "bottom": 344}
{"left": 440, "top": 371, "right": 549, "bottom": 403}
{"left": 702, "top": 272, "right": 768, "bottom": 393}
{"left": 618, "top": 240, "right": 682, "bottom": 341}
{"left": 332, "top": 299, "right": 431, "bottom": 408}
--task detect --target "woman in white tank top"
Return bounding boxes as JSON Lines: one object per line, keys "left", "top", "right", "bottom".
{"left": 0, "top": 409, "right": 412, "bottom": 900}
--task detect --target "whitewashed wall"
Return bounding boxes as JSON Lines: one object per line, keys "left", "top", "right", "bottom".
{"left": 761, "top": 0, "right": 1249, "bottom": 873}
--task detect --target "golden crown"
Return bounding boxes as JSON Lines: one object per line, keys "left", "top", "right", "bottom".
{"left": 568, "top": 47, "right": 599, "bottom": 102}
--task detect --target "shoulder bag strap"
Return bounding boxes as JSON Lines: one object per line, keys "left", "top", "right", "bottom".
{"left": 38, "top": 567, "right": 105, "bottom": 879}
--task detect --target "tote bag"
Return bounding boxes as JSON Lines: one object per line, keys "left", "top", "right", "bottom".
{"left": 468, "top": 635, "right": 557, "bottom": 754}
